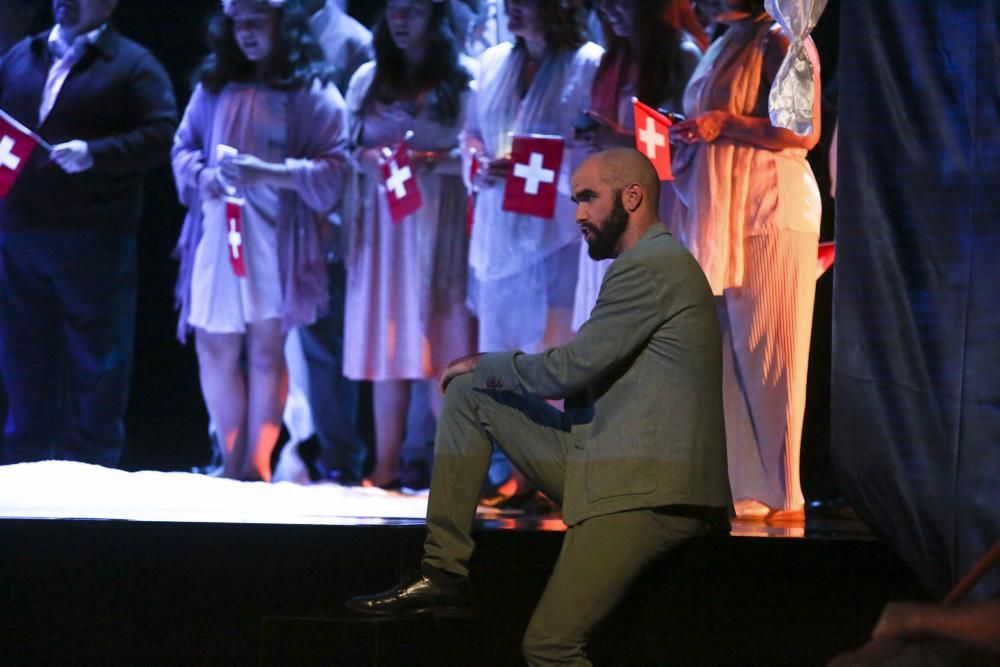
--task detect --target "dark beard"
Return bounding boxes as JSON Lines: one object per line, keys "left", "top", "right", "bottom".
{"left": 586, "top": 192, "right": 629, "bottom": 260}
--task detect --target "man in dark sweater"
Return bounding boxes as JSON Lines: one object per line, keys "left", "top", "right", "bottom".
{"left": 0, "top": 0, "right": 177, "bottom": 466}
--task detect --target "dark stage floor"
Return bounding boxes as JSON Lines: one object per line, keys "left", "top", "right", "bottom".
{"left": 0, "top": 502, "right": 927, "bottom": 666}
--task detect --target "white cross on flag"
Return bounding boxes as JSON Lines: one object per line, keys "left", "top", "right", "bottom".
{"left": 225, "top": 196, "right": 247, "bottom": 277}
{"left": 381, "top": 141, "right": 422, "bottom": 224}
{"left": 503, "top": 134, "right": 564, "bottom": 219}
{"left": 632, "top": 99, "right": 673, "bottom": 181}
{"left": 0, "top": 108, "right": 39, "bottom": 198}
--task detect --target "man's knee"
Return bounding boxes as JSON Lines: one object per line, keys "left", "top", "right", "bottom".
{"left": 442, "top": 372, "right": 477, "bottom": 411}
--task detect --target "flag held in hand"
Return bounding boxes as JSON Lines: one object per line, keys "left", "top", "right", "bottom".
{"left": 225, "top": 196, "right": 247, "bottom": 278}
{"left": 503, "top": 134, "right": 564, "bottom": 219}
{"left": 382, "top": 140, "right": 423, "bottom": 224}
{"left": 0, "top": 108, "right": 40, "bottom": 198}
{"left": 632, "top": 98, "right": 673, "bottom": 181}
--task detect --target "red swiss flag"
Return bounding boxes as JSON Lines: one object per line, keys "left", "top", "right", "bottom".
{"left": 0, "top": 109, "right": 39, "bottom": 198}
{"left": 502, "top": 134, "right": 564, "bottom": 219}
{"left": 382, "top": 141, "right": 423, "bottom": 224}
{"left": 633, "top": 99, "right": 673, "bottom": 181}
{"left": 225, "top": 196, "right": 247, "bottom": 278}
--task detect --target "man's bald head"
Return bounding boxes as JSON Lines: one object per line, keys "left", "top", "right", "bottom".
{"left": 571, "top": 148, "right": 663, "bottom": 259}
{"left": 585, "top": 147, "right": 661, "bottom": 215}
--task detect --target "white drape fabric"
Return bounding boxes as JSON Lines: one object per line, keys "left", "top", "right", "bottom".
{"left": 765, "top": 0, "right": 827, "bottom": 136}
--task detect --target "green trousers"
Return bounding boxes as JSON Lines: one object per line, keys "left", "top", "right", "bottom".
{"left": 424, "top": 373, "right": 706, "bottom": 666}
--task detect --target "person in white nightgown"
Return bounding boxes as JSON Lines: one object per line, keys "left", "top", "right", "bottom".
{"left": 342, "top": 0, "right": 476, "bottom": 488}
{"left": 173, "top": 0, "right": 349, "bottom": 481}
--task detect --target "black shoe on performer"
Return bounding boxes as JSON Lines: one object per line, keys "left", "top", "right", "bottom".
{"left": 345, "top": 564, "right": 474, "bottom": 618}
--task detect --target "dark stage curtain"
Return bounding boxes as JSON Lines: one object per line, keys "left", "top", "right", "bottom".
{"left": 832, "top": 0, "right": 1000, "bottom": 600}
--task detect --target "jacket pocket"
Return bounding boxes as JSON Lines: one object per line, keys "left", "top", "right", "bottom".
{"left": 584, "top": 420, "right": 658, "bottom": 503}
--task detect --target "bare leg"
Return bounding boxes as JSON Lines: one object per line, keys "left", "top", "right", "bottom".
{"left": 543, "top": 306, "right": 574, "bottom": 350}
{"left": 428, "top": 298, "right": 475, "bottom": 422}
{"left": 242, "top": 319, "right": 287, "bottom": 482}
{"left": 369, "top": 379, "right": 411, "bottom": 487}
{"left": 195, "top": 329, "right": 246, "bottom": 479}
{"left": 429, "top": 379, "right": 443, "bottom": 418}
{"left": 543, "top": 307, "right": 572, "bottom": 413}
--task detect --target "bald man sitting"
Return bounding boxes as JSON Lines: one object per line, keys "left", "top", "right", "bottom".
{"left": 347, "top": 148, "right": 731, "bottom": 665}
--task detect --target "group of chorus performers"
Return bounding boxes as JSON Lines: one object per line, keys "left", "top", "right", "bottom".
{"left": 175, "top": 0, "right": 823, "bottom": 520}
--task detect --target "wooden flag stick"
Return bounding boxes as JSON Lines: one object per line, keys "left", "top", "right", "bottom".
{"left": 0, "top": 108, "right": 52, "bottom": 152}
{"left": 942, "top": 541, "right": 1000, "bottom": 606}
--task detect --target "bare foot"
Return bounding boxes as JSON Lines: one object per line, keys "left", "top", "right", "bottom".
{"left": 734, "top": 498, "right": 804, "bottom": 521}
{"left": 362, "top": 468, "right": 400, "bottom": 489}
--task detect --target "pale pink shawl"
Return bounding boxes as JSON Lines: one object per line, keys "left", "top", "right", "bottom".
{"left": 172, "top": 79, "right": 350, "bottom": 341}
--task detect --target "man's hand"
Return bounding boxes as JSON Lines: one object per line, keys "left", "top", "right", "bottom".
{"left": 873, "top": 600, "right": 1000, "bottom": 645}
{"left": 871, "top": 602, "right": 925, "bottom": 641}
{"left": 50, "top": 140, "right": 93, "bottom": 173}
{"left": 439, "top": 353, "right": 484, "bottom": 394}
{"left": 826, "top": 600, "right": 1000, "bottom": 666}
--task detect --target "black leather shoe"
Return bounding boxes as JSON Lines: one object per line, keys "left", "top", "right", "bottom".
{"left": 345, "top": 570, "right": 474, "bottom": 618}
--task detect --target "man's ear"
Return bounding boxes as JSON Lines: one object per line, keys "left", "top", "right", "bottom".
{"left": 623, "top": 182, "right": 643, "bottom": 213}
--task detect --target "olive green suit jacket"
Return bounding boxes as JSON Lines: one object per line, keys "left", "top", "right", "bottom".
{"left": 473, "top": 226, "right": 731, "bottom": 526}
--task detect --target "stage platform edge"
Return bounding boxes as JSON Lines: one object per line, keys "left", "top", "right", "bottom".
{"left": 0, "top": 517, "right": 927, "bottom": 665}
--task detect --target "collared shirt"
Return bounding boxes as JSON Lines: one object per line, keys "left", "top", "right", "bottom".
{"left": 38, "top": 23, "right": 106, "bottom": 125}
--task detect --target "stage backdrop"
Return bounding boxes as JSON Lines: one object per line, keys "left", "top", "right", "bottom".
{"left": 832, "top": 0, "right": 999, "bottom": 601}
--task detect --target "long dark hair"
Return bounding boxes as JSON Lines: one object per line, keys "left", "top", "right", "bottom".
{"left": 363, "top": 2, "right": 471, "bottom": 126}
{"left": 194, "top": 0, "right": 329, "bottom": 93}
{"left": 598, "top": 0, "right": 689, "bottom": 107}
{"left": 514, "top": 0, "right": 588, "bottom": 54}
